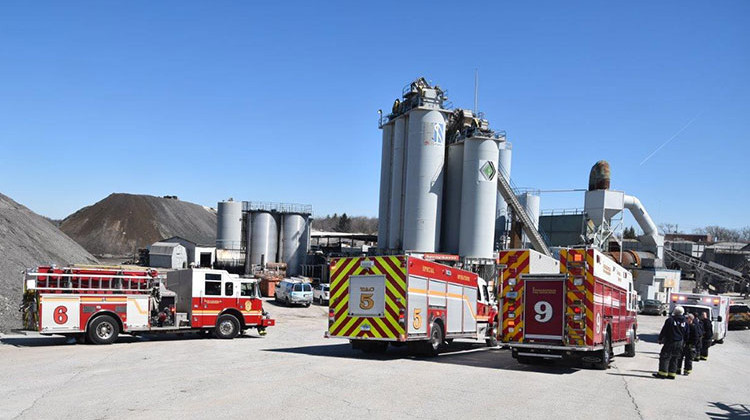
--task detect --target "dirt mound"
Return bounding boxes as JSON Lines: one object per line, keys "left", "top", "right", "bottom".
{"left": 60, "top": 193, "right": 217, "bottom": 257}
{"left": 0, "top": 193, "right": 98, "bottom": 332}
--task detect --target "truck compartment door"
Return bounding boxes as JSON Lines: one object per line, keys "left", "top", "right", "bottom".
{"left": 40, "top": 295, "right": 81, "bottom": 332}
{"left": 407, "top": 276, "right": 428, "bottom": 335}
{"left": 126, "top": 295, "right": 150, "bottom": 330}
{"left": 348, "top": 275, "right": 386, "bottom": 318}
{"left": 463, "top": 285, "right": 477, "bottom": 333}
{"left": 523, "top": 277, "right": 565, "bottom": 342}
{"left": 446, "top": 283, "right": 463, "bottom": 333}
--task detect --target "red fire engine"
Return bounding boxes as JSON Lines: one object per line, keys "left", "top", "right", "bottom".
{"left": 325, "top": 255, "right": 498, "bottom": 355}
{"left": 20, "top": 266, "right": 274, "bottom": 344}
{"left": 500, "top": 248, "right": 638, "bottom": 369}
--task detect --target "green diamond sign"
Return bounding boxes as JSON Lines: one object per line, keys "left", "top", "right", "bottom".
{"left": 480, "top": 161, "right": 496, "bottom": 181}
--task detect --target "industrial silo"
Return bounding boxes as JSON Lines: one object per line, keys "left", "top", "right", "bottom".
{"left": 282, "top": 213, "right": 307, "bottom": 276}
{"left": 216, "top": 200, "right": 242, "bottom": 249}
{"left": 441, "top": 142, "right": 464, "bottom": 254}
{"left": 517, "top": 192, "right": 541, "bottom": 246}
{"left": 387, "top": 116, "right": 408, "bottom": 250}
{"left": 402, "top": 109, "right": 446, "bottom": 252}
{"left": 458, "top": 137, "right": 500, "bottom": 259}
{"left": 495, "top": 141, "right": 512, "bottom": 239}
{"left": 377, "top": 123, "right": 394, "bottom": 249}
{"left": 250, "top": 211, "right": 278, "bottom": 266}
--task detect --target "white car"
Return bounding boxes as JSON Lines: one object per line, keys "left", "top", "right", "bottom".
{"left": 274, "top": 279, "right": 313, "bottom": 307}
{"left": 313, "top": 283, "right": 330, "bottom": 305}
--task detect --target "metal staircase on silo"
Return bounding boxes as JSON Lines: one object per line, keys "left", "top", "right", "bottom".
{"left": 496, "top": 174, "right": 552, "bottom": 257}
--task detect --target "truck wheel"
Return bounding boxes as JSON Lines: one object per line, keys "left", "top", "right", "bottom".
{"left": 624, "top": 326, "right": 636, "bottom": 357}
{"left": 486, "top": 328, "right": 499, "bottom": 347}
{"left": 87, "top": 315, "right": 119, "bottom": 345}
{"left": 594, "top": 330, "right": 612, "bottom": 370}
{"left": 425, "top": 322, "right": 444, "bottom": 356}
{"left": 214, "top": 315, "right": 240, "bottom": 339}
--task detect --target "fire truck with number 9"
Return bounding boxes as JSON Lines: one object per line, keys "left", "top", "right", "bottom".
{"left": 20, "top": 266, "right": 274, "bottom": 344}
{"left": 500, "top": 247, "right": 638, "bottom": 369}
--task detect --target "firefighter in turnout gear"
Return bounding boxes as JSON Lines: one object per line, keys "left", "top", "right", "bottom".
{"left": 654, "top": 306, "right": 687, "bottom": 379}
{"left": 700, "top": 312, "right": 713, "bottom": 360}
{"left": 677, "top": 313, "right": 699, "bottom": 375}
{"left": 693, "top": 312, "right": 704, "bottom": 362}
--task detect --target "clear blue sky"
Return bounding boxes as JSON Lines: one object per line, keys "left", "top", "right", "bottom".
{"left": 1, "top": 1, "right": 748, "bottom": 233}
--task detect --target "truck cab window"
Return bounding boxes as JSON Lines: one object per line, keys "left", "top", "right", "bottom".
{"left": 241, "top": 282, "right": 256, "bottom": 297}
{"left": 205, "top": 281, "right": 221, "bottom": 296}
{"left": 225, "top": 282, "right": 234, "bottom": 296}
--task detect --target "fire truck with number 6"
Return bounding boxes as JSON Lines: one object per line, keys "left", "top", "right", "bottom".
{"left": 20, "top": 266, "right": 274, "bottom": 344}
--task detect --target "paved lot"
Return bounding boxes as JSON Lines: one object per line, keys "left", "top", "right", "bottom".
{"left": 1, "top": 300, "right": 748, "bottom": 419}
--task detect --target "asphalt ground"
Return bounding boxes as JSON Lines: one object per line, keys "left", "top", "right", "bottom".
{"left": 1, "top": 299, "right": 748, "bottom": 420}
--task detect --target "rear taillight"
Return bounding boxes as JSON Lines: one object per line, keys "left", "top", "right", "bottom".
{"left": 398, "top": 308, "right": 405, "bottom": 325}
{"left": 328, "top": 308, "right": 335, "bottom": 322}
{"left": 508, "top": 304, "right": 515, "bottom": 312}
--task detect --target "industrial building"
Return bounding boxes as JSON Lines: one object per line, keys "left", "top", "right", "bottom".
{"left": 161, "top": 236, "right": 215, "bottom": 268}
{"left": 148, "top": 242, "right": 188, "bottom": 269}
{"left": 215, "top": 199, "right": 312, "bottom": 276}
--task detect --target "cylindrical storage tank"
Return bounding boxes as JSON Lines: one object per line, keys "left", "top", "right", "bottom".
{"left": 458, "top": 137, "right": 500, "bottom": 259}
{"left": 216, "top": 201, "right": 243, "bottom": 250}
{"left": 282, "top": 214, "right": 306, "bottom": 276}
{"left": 377, "top": 123, "right": 394, "bottom": 249}
{"left": 517, "top": 192, "right": 540, "bottom": 245}
{"left": 495, "top": 141, "right": 512, "bottom": 237}
{"left": 402, "top": 109, "right": 445, "bottom": 252}
{"left": 387, "top": 115, "right": 408, "bottom": 250}
{"left": 441, "top": 142, "right": 463, "bottom": 254}
{"left": 250, "top": 211, "right": 278, "bottom": 266}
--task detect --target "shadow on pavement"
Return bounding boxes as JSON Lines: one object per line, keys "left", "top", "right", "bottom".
{"left": 0, "top": 331, "right": 261, "bottom": 347}
{"left": 638, "top": 333, "right": 660, "bottom": 344}
{"left": 607, "top": 372, "right": 657, "bottom": 379}
{"left": 706, "top": 402, "right": 750, "bottom": 420}
{"left": 267, "top": 341, "right": 581, "bottom": 374}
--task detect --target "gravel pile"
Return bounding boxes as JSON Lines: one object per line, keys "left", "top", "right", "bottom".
{"left": 0, "top": 193, "right": 98, "bottom": 332}
{"left": 60, "top": 193, "right": 217, "bottom": 257}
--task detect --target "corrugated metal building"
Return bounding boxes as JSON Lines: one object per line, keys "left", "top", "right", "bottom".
{"left": 149, "top": 242, "right": 188, "bottom": 269}
{"left": 162, "top": 236, "right": 215, "bottom": 268}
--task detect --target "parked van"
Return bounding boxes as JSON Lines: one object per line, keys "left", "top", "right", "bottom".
{"left": 274, "top": 279, "right": 313, "bottom": 307}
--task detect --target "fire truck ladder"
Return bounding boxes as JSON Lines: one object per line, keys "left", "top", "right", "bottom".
{"left": 664, "top": 248, "right": 746, "bottom": 286}
{"left": 496, "top": 173, "right": 552, "bottom": 257}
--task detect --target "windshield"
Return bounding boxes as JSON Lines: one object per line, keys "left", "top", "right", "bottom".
{"left": 293, "top": 283, "right": 312, "bottom": 292}
{"left": 730, "top": 305, "right": 750, "bottom": 313}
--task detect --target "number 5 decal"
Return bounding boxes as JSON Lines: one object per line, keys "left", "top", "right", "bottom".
{"left": 534, "top": 301, "right": 553, "bottom": 323}
{"left": 413, "top": 308, "right": 422, "bottom": 329}
{"left": 54, "top": 306, "right": 69, "bottom": 325}
{"left": 359, "top": 293, "right": 374, "bottom": 310}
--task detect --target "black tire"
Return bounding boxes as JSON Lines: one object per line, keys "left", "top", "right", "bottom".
{"left": 274, "top": 293, "right": 279, "bottom": 303}
{"left": 624, "top": 326, "right": 636, "bottom": 357}
{"left": 486, "top": 327, "right": 499, "bottom": 347}
{"left": 87, "top": 315, "right": 119, "bottom": 345}
{"left": 285, "top": 297, "right": 290, "bottom": 306}
{"left": 214, "top": 314, "right": 240, "bottom": 339}
{"left": 424, "top": 321, "right": 444, "bottom": 357}
{"left": 594, "top": 329, "right": 612, "bottom": 370}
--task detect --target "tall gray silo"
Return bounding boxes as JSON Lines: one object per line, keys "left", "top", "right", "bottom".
{"left": 250, "top": 211, "right": 278, "bottom": 266}
{"left": 387, "top": 116, "right": 408, "bottom": 250}
{"left": 441, "top": 142, "right": 464, "bottom": 254}
{"left": 402, "top": 109, "right": 446, "bottom": 252}
{"left": 495, "top": 141, "right": 513, "bottom": 239}
{"left": 377, "top": 123, "right": 394, "bottom": 249}
{"left": 458, "top": 137, "right": 500, "bottom": 259}
{"left": 216, "top": 200, "right": 243, "bottom": 249}
{"left": 517, "top": 192, "right": 540, "bottom": 246}
{"left": 282, "top": 213, "right": 306, "bottom": 276}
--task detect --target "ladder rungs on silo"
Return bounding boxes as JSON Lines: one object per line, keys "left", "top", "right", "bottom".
{"left": 496, "top": 174, "right": 552, "bottom": 257}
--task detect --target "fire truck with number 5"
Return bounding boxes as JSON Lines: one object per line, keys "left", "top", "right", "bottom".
{"left": 500, "top": 247, "right": 638, "bottom": 369}
{"left": 20, "top": 266, "right": 274, "bottom": 344}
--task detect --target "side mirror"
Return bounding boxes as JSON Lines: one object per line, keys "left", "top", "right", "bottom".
{"left": 717, "top": 316, "right": 723, "bottom": 322}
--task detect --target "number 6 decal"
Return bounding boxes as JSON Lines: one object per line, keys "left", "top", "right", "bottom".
{"left": 534, "top": 301, "right": 553, "bottom": 323}
{"left": 54, "top": 305, "right": 69, "bottom": 325}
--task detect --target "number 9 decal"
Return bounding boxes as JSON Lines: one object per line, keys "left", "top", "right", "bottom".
{"left": 54, "top": 305, "right": 69, "bottom": 325}
{"left": 534, "top": 301, "right": 553, "bottom": 323}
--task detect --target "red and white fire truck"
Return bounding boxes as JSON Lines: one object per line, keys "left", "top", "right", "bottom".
{"left": 20, "top": 266, "right": 274, "bottom": 344}
{"left": 325, "top": 255, "right": 497, "bottom": 355}
{"left": 668, "top": 292, "right": 730, "bottom": 343}
{"left": 499, "top": 248, "right": 638, "bottom": 369}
